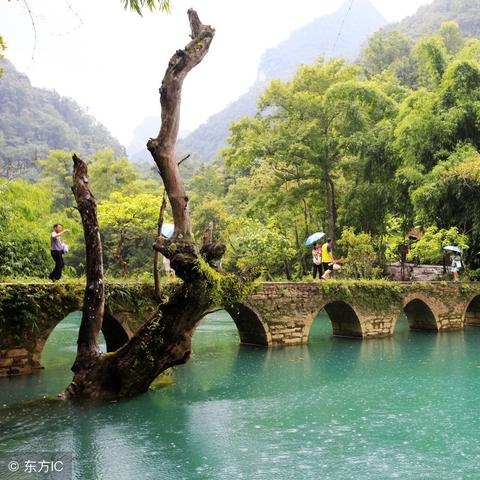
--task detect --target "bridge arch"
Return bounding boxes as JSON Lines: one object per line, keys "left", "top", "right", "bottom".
{"left": 33, "top": 309, "right": 131, "bottom": 371}
{"left": 225, "top": 303, "right": 271, "bottom": 346}
{"left": 464, "top": 294, "right": 480, "bottom": 327}
{"left": 304, "top": 300, "right": 364, "bottom": 340}
{"left": 400, "top": 294, "right": 440, "bottom": 332}
{"left": 101, "top": 311, "right": 131, "bottom": 351}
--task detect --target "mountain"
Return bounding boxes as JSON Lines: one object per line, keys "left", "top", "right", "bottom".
{"left": 397, "top": 0, "right": 480, "bottom": 38}
{"left": 0, "top": 59, "right": 125, "bottom": 178}
{"left": 128, "top": 0, "right": 387, "bottom": 164}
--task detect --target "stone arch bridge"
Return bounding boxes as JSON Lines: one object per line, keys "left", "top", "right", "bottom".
{"left": 1, "top": 281, "right": 480, "bottom": 376}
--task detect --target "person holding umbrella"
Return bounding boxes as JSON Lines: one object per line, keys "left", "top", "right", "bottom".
{"left": 305, "top": 232, "right": 326, "bottom": 280}
{"left": 312, "top": 243, "right": 323, "bottom": 279}
{"left": 444, "top": 246, "right": 463, "bottom": 282}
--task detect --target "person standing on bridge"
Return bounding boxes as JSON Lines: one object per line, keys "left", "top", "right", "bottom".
{"left": 321, "top": 238, "right": 335, "bottom": 280}
{"left": 451, "top": 252, "right": 463, "bottom": 283}
{"left": 312, "top": 243, "right": 323, "bottom": 279}
{"left": 49, "top": 223, "right": 69, "bottom": 282}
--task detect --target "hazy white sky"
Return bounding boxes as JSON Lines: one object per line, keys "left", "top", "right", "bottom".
{"left": 0, "top": 0, "right": 432, "bottom": 146}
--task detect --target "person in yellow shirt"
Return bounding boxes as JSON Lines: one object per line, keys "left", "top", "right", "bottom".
{"left": 321, "top": 238, "right": 334, "bottom": 280}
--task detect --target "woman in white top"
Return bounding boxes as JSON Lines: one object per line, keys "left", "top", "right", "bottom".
{"left": 451, "top": 253, "right": 462, "bottom": 283}
{"left": 312, "top": 243, "right": 322, "bottom": 280}
{"left": 49, "top": 223, "right": 69, "bottom": 281}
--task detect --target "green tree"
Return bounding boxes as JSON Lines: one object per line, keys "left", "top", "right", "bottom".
{"left": 412, "top": 146, "right": 480, "bottom": 263}
{"left": 439, "top": 21, "right": 464, "bottom": 56}
{"left": 340, "top": 120, "right": 400, "bottom": 237}
{"left": 224, "top": 59, "right": 396, "bottom": 241}
{"left": 223, "top": 218, "right": 296, "bottom": 280}
{"left": 409, "top": 226, "right": 469, "bottom": 264}
{"left": 98, "top": 192, "right": 162, "bottom": 276}
{"left": 88, "top": 149, "right": 139, "bottom": 200}
{"left": 457, "top": 38, "right": 480, "bottom": 63}
{"left": 336, "top": 227, "right": 381, "bottom": 279}
{"left": 393, "top": 89, "right": 451, "bottom": 172}
{"left": 360, "top": 29, "right": 412, "bottom": 77}
{"left": 37, "top": 150, "right": 74, "bottom": 211}
{"left": 413, "top": 35, "right": 448, "bottom": 89}
{"left": 440, "top": 60, "right": 480, "bottom": 149}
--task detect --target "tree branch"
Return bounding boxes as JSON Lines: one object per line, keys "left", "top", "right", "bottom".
{"left": 153, "top": 188, "right": 168, "bottom": 298}
{"left": 147, "top": 9, "right": 215, "bottom": 242}
{"left": 178, "top": 153, "right": 190, "bottom": 167}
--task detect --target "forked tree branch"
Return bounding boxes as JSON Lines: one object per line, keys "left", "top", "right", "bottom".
{"left": 147, "top": 9, "right": 215, "bottom": 242}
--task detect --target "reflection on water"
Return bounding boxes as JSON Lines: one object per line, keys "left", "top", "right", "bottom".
{"left": 1, "top": 310, "right": 480, "bottom": 479}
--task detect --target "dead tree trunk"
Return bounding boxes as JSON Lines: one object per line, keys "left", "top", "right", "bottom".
{"left": 63, "top": 10, "right": 245, "bottom": 400}
{"left": 146, "top": 11, "right": 212, "bottom": 241}
{"left": 70, "top": 154, "right": 104, "bottom": 373}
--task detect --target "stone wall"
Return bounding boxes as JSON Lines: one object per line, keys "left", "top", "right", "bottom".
{"left": 242, "top": 282, "right": 480, "bottom": 346}
{"left": 385, "top": 263, "right": 447, "bottom": 281}
{"left": 1, "top": 280, "right": 480, "bottom": 376}
{"left": 0, "top": 282, "right": 161, "bottom": 376}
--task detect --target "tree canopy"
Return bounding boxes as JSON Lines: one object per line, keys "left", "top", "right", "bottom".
{"left": 2, "top": 20, "right": 480, "bottom": 281}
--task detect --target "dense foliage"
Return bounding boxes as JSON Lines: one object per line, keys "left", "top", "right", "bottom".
{"left": 3, "top": 20, "right": 480, "bottom": 281}
{"left": 0, "top": 149, "right": 163, "bottom": 279}
{"left": 0, "top": 59, "right": 125, "bottom": 179}
{"left": 186, "top": 21, "right": 480, "bottom": 279}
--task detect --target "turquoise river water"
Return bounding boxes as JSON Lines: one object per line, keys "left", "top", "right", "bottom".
{"left": 1, "top": 311, "right": 480, "bottom": 479}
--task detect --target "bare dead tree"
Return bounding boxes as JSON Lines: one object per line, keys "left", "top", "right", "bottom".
{"left": 70, "top": 154, "right": 104, "bottom": 375}
{"left": 64, "top": 10, "right": 246, "bottom": 400}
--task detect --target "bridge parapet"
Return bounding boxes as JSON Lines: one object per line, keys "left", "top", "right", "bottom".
{"left": 243, "top": 282, "right": 404, "bottom": 345}
{"left": 0, "top": 282, "right": 162, "bottom": 376}
{"left": 243, "top": 282, "right": 480, "bottom": 346}
{"left": 1, "top": 280, "right": 480, "bottom": 376}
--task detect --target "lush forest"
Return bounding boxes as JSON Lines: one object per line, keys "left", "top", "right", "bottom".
{"left": 397, "top": 0, "right": 480, "bottom": 38}
{"left": 156, "top": 0, "right": 480, "bottom": 166}
{"left": 188, "top": 20, "right": 480, "bottom": 280}
{"left": 2, "top": 21, "right": 480, "bottom": 281}
{"left": 0, "top": 59, "right": 125, "bottom": 179}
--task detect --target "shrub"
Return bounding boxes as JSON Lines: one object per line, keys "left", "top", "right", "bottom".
{"left": 336, "top": 227, "right": 382, "bottom": 279}
{"left": 0, "top": 237, "right": 50, "bottom": 278}
{"left": 408, "top": 226, "right": 468, "bottom": 264}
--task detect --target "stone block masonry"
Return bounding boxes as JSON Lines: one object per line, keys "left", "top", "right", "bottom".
{"left": 1, "top": 280, "right": 480, "bottom": 376}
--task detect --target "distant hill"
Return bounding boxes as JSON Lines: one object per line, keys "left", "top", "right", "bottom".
{"left": 0, "top": 59, "right": 125, "bottom": 178}
{"left": 128, "top": 116, "right": 191, "bottom": 163}
{"left": 176, "top": 85, "right": 263, "bottom": 165}
{"left": 397, "top": 0, "right": 480, "bottom": 38}
{"left": 129, "top": 0, "right": 387, "bottom": 164}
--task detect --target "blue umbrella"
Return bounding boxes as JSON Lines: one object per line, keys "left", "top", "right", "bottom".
{"left": 444, "top": 245, "right": 462, "bottom": 254}
{"left": 305, "top": 232, "right": 326, "bottom": 247}
{"left": 161, "top": 223, "right": 174, "bottom": 238}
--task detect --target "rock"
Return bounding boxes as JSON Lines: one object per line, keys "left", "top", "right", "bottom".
{"left": 6, "top": 348, "right": 28, "bottom": 358}
{"left": 0, "top": 358, "right": 13, "bottom": 368}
